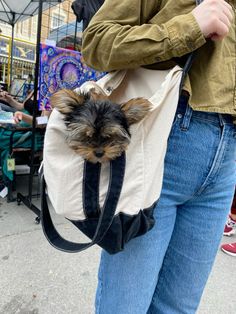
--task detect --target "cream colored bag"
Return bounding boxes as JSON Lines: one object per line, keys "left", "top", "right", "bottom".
{"left": 41, "top": 65, "right": 183, "bottom": 254}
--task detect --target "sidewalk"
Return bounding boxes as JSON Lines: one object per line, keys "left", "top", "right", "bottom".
{"left": 0, "top": 179, "right": 235, "bottom": 314}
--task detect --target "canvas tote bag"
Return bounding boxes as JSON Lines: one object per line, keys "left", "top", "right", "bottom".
{"left": 41, "top": 0, "right": 202, "bottom": 254}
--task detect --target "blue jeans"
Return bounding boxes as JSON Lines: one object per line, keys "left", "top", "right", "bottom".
{"left": 95, "top": 96, "right": 236, "bottom": 314}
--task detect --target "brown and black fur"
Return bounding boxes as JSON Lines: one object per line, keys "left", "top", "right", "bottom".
{"left": 50, "top": 89, "right": 151, "bottom": 163}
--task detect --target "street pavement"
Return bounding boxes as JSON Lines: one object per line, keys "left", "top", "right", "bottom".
{"left": 0, "top": 177, "right": 235, "bottom": 314}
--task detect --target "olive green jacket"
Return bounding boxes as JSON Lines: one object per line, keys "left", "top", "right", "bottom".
{"left": 82, "top": 0, "right": 236, "bottom": 115}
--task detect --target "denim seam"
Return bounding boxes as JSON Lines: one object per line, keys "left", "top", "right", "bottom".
{"left": 194, "top": 126, "right": 230, "bottom": 196}
{"left": 168, "top": 242, "right": 215, "bottom": 263}
{"left": 210, "top": 128, "right": 232, "bottom": 187}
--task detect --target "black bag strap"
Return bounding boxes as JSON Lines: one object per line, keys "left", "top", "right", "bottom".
{"left": 40, "top": 153, "right": 125, "bottom": 253}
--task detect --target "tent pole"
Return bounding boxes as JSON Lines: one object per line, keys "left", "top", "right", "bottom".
{"left": 10, "top": 13, "right": 15, "bottom": 87}
{"left": 17, "top": 0, "right": 44, "bottom": 219}
{"left": 28, "top": 0, "right": 43, "bottom": 202}
{"left": 33, "top": 0, "right": 43, "bottom": 102}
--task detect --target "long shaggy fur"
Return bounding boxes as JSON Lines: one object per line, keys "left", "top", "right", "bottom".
{"left": 50, "top": 89, "right": 152, "bottom": 163}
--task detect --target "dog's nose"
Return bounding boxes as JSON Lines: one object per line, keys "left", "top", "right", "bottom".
{"left": 94, "top": 150, "right": 104, "bottom": 158}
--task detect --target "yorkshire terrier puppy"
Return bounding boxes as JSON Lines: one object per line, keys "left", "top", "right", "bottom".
{"left": 50, "top": 89, "right": 151, "bottom": 163}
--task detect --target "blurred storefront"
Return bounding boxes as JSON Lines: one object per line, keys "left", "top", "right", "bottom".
{"left": 0, "top": 0, "right": 81, "bottom": 90}
{"left": 0, "top": 35, "right": 36, "bottom": 87}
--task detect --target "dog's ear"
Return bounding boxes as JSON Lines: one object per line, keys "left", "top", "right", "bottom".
{"left": 120, "top": 98, "right": 152, "bottom": 125}
{"left": 50, "top": 89, "right": 85, "bottom": 114}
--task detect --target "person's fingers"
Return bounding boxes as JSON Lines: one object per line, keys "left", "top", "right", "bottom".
{"left": 218, "top": 11, "right": 232, "bottom": 29}
{"left": 220, "top": 0, "right": 234, "bottom": 13}
{"left": 192, "top": 0, "right": 233, "bottom": 40}
{"left": 211, "top": 1, "right": 233, "bottom": 29}
{"left": 14, "top": 112, "right": 22, "bottom": 123}
{"left": 214, "top": 18, "right": 230, "bottom": 38}
{"left": 209, "top": 12, "right": 231, "bottom": 38}
{"left": 220, "top": 3, "right": 233, "bottom": 24}
{"left": 13, "top": 117, "right": 19, "bottom": 124}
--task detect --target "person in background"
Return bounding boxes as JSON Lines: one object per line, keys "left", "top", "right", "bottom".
{"left": 0, "top": 89, "right": 40, "bottom": 115}
{"left": 82, "top": 0, "right": 236, "bottom": 313}
{"left": 0, "top": 88, "right": 17, "bottom": 113}
{"left": 221, "top": 188, "right": 236, "bottom": 256}
{"left": 0, "top": 89, "right": 48, "bottom": 183}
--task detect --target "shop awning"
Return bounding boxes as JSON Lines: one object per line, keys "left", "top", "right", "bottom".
{"left": 0, "top": 0, "right": 64, "bottom": 25}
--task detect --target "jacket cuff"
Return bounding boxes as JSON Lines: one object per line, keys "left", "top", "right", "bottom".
{"left": 165, "top": 13, "right": 206, "bottom": 57}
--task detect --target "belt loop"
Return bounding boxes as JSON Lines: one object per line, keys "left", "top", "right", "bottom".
{"left": 218, "top": 114, "right": 225, "bottom": 127}
{"left": 180, "top": 104, "right": 193, "bottom": 131}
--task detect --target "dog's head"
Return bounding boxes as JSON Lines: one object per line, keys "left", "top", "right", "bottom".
{"left": 50, "top": 89, "right": 151, "bottom": 163}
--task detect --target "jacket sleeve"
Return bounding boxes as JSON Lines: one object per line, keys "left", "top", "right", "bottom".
{"left": 82, "top": 0, "right": 206, "bottom": 71}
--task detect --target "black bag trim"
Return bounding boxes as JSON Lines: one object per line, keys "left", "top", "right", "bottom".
{"left": 71, "top": 204, "right": 156, "bottom": 254}
{"left": 83, "top": 161, "right": 101, "bottom": 218}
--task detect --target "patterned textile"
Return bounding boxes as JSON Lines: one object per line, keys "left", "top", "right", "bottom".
{"left": 39, "top": 44, "right": 105, "bottom": 110}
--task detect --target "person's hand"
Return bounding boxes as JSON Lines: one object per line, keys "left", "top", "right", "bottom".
{"left": 14, "top": 111, "right": 23, "bottom": 124}
{"left": 192, "top": 0, "right": 233, "bottom": 41}
{"left": 0, "top": 90, "right": 14, "bottom": 103}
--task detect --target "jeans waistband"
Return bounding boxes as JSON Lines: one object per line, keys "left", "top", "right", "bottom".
{"left": 178, "top": 95, "right": 234, "bottom": 127}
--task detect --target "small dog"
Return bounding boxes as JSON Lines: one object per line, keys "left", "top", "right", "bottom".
{"left": 50, "top": 89, "right": 151, "bottom": 163}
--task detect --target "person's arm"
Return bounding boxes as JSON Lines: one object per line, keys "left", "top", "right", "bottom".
{"left": 0, "top": 91, "right": 24, "bottom": 110}
{"left": 14, "top": 111, "right": 33, "bottom": 125}
{"left": 82, "top": 0, "right": 232, "bottom": 72}
{"left": 82, "top": 0, "right": 206, "bottom": 71}
{"left": 14, "top": 109, "right": 51, "bottom": 127}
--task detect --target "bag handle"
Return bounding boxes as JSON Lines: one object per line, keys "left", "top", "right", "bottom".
{"left": 40, "top": 153, "right": 125, "bottom": 253}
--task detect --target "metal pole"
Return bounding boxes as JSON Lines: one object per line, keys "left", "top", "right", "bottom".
{"left": 10, "top": 12, "right": 15, "bottom": 87}
{"left": 28, "top": 0, "right": 44, "bottom": 203}
{"left": 7, "top": 39, "right": 12, "bottom": 87}
{"left": 34, "top": 0, "right": 43, "bottom": 101}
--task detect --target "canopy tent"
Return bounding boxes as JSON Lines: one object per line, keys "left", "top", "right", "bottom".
{"left": 0, "top": 0, "right": 64, "bottom": 85}
{"left": 0, "top": 0, "right": 63, "bottom": 25}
